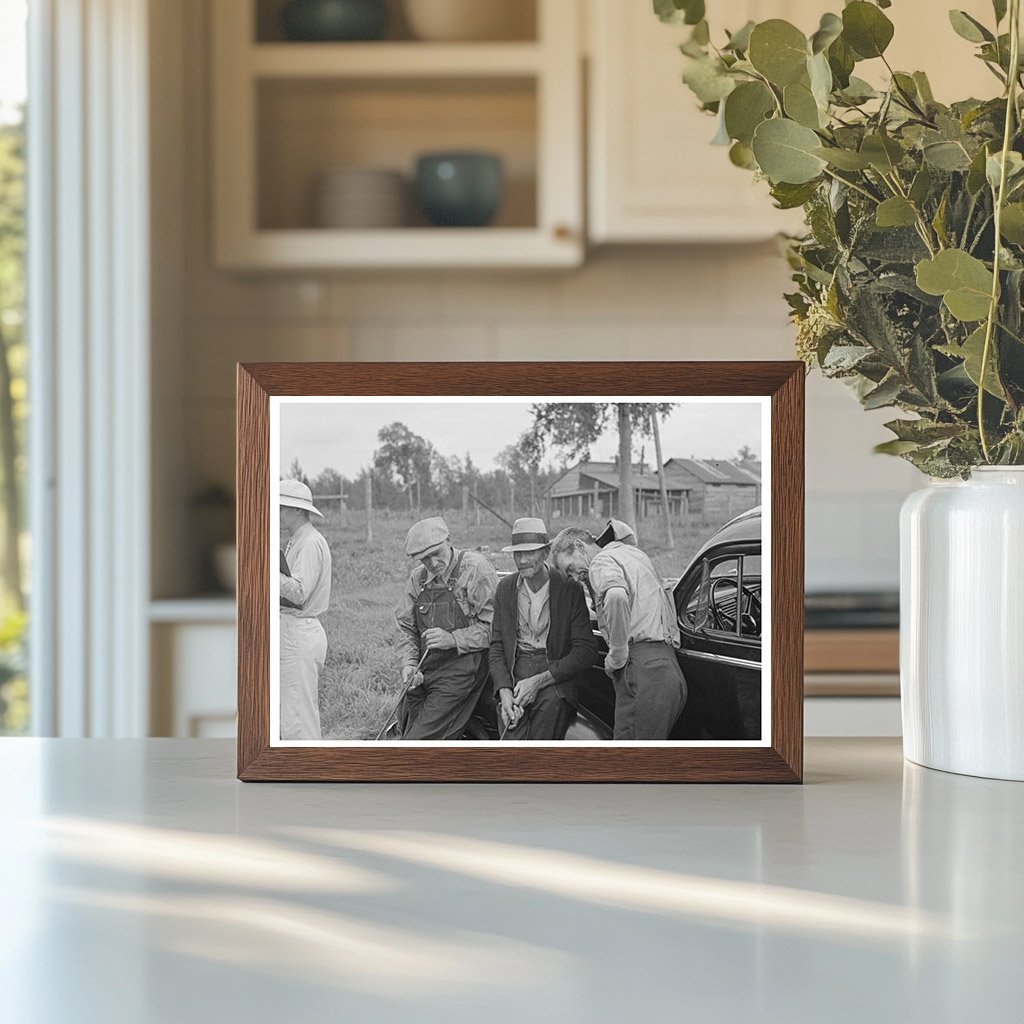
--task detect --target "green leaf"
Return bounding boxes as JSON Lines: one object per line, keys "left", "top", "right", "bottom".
{"left": 909, "top": 164, "right": 933, "bottom": 205}
{"left": 874, "top": 439, "right": 922, "bottom": 455}
{"left": 860, "top": 133, "right": 904, "bottom": 173}
{"left": 724, "top": 20, "right": 755, "bottom": 53}
{"left": 915, "top": 249, "right": 994, "bottom": 322}
{"left": 932, "top": 190, "right": 950, "bottom": 247}
{"left": 810, "top": 12, "right": 843, "bottom": 54}
{"left": 948, "top": 10, "right": 994, "bottom": 44}
{"left": 884, "top": 418, "right": 963, "bottom": 443}
{"left": 751, "top": 118, "right": 828, "bottom": 184}
{"left": 842, "top": 1, "right": 895, "bottom": 59}
{"left": 827, "top": 36, "right": 856, "bottom": 89}
{"left": 986, "top": 150, "right": 1024, "bottom": 191}
{"left": 967, "top": 144, "right": 991, "bottom": 194}
{"left": 922, "top": 140, "right": 972, "bottom": 171}
{"left": 912, "top": 71, "right": 935, "bottom": 104}
{"left": 940, "top": 325, "right": 1005, "bottom": 398}
{"left": 784, "top": 80, "right": 824, "bottom": 129}
{"left": 770, "top": 180, "right": 820, "bottom": 209}
{"left": 862, "top": 374, "right": 903, "bottom": 409}
{"left": 723, "top": 81, "right": 775, "bottom": 144}
{"left": 692, "top": 19, "right": 710, "bottom": 45}
{"left": 729, "top": 140, "right": 757, "bottom": 169}
{"left": 993, "top": 0, "right": 1008, "bottom": 24}
{"left": 876, "top": 197, "right": 918, "bottom": 228}
{"left": 682, "top": 57, "right": 736, "bottom": 104}
{"left": 808, "top": 51, "right": 833, "bottom": 109}
{"left": 653, "top": 0, "right": 705, "bottom": 26}
{"left": 813, "top": 146, "right": 872, "bottom": 170}
{"left": 1000, "top": 203, "right": 1024, "bottom": 245}
{"left": 748, "top": 20, "right": 809, "bottom": 87}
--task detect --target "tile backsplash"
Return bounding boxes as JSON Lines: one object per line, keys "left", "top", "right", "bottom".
{"left": 179, "top": 246, "right": 917, "bottom": 593}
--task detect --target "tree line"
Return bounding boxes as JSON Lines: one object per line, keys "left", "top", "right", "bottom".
{"left": 286, "top": 403, "right": 702, "bottom": 526}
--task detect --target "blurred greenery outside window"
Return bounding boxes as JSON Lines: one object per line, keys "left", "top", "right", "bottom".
{"left": 0, "top": 0, "right": 28, "bottom": 734}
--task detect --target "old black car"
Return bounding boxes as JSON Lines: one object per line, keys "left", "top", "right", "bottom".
{"left": 566, "top": 507, "right": 762, "bottom": 740}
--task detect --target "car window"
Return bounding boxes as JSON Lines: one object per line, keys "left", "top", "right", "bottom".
{"left": 678, "top": 551, "right": 760, "bottom": 641}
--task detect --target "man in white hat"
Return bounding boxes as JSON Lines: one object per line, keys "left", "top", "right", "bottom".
{"left": 489, "top": 518, "right": 598, "bottom": 740}
{"left": 394, "top": 516, "right": 498, "bottom": 739}
{"left": 550, "top": 524, "right": 687, "bottom": 740}
{"left": 279, "top": 478, "right": 332, "bottom": 740}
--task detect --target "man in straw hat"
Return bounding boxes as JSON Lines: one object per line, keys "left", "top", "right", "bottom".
{"left": 279, "top": 479, "right": 332, "bottom": 740}
{"left": 489, "top": 518, "right": 598, "bottom": 741}
{"left": 550, "top": 521, "right": 687, "bottom": 740}
{"left": 395, "top": 516, "right": 498, "bottom": 739}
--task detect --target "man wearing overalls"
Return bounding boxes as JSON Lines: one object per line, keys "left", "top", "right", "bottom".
{"left": 395, "top": 517, "right": 498, "bottom": 740}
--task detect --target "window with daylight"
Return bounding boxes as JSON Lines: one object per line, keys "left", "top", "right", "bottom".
{"left": 0, "top": 0, "right": 28, "bottom": 734}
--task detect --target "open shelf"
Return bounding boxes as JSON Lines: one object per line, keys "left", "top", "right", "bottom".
{"left": 212, "top": 0, "right": 582, "bottom": 268}
{"left": 249, "top": 41, "right": 544, "bottom": 77}
{"left": 256, "top": 76, "right": 537, "bottom": 232}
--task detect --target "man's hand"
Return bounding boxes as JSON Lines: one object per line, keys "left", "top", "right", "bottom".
{"left": 512, "top": 672, "right": 545, "bottom": 710}
{"left": 498, "top": 688, "right": 521, "bottom": 730}
{"left": 401, "top": 665, "right": 425, "bottom": 690}
{"left": 422, "top": 628, "right": 456, "bottom": 651}
{"left": 603, "top": 649, "right": 628, "bottom": 679}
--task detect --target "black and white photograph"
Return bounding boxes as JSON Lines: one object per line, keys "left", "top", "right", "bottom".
{"left": 270, "top": 396, "right": 770, "bottom": 746}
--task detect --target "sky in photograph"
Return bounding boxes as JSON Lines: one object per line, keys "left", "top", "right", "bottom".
{"left": 279, "top": 399, "right": 763, "bottom": 480}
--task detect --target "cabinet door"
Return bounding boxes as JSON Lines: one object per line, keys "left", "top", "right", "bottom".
{"left": 587, "top": 0, "right": 811, "bottom": 242}
{"left": 588, "top": 0, "right": 1001, "bottom": 244}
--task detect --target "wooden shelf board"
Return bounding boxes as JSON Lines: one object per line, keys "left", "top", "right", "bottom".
{"left": 249, "top": 42, "right": 543, "bottom": 79}
{"left": 804, "top": 628, "right": 899, "bottom": 675}
{"left": 219, "top": 227, "right": 581, "bottom": 269}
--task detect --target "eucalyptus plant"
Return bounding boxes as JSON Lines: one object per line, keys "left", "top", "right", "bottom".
{"left": 657, "top": 0, "right": 1024, "bottom": 476}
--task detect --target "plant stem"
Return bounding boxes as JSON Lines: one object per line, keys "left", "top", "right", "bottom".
{"left": 978, "top": 0, "right": 1021, "bottom": 462}
{"left": 822, "top": 167, "right": 880, "bottom": 205}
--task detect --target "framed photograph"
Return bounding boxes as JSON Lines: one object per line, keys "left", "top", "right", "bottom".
{"left": 237, "top": 362, "right": 803, "bottom": 782}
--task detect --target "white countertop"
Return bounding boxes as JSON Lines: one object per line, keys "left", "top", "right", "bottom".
{"left": 1, "top": 738, "right": 1020, "bottom": 1023}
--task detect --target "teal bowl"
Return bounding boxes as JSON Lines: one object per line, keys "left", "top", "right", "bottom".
{"left": 415, "top": 153, "right": 505, "bottom": 228}
{"left": 281, "top": 0, "right": 388, "bottom": 41}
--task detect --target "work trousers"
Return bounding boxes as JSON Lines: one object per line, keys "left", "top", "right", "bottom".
{"left": 502, "top": 649, "right": 577, "bottom": 741}
{"left": 280, "top": 616, "right": 327, "bottom": 740}
{"left": 399, "top": 651, "right": 484, "bottom": 740}
{"left": 611, "top": 640, "right": 687, "bottom": 740}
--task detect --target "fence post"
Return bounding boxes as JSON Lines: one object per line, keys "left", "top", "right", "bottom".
{"left": 365, "top": 472, "right": 373, "bottom": 545}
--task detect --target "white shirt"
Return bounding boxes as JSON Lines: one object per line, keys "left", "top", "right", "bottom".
{"left": 516, "top": 574, "right": 550, "bottom": 652}
{"left": 280, "top": 521, "right": 332, "bottom": 618}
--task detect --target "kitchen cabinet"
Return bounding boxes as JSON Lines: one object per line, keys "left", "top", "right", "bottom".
{"left": 586, "top": 0, "right": 999, "bottom": 244}
{"left": 211, "top": 0, "right": 583, "bottom": 269}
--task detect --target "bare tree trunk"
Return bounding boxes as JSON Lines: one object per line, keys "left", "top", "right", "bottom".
{"left": 0, "top": 325, "right": 22, "bottom": 607}
{"left": 617, "top": 404, "right": 635, "bottom": 528}
{"left": 651, "top": 410, "right": 674, "bottom": 549}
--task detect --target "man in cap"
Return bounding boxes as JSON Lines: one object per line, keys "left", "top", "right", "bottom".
{"left": 279, "top": 479, "right": 332, "bottom": 740}
{"left": 550, "top": 521, "right": 687, "bottom": 740}
{"left": 489, "top": 518, "right": 598, "bottom": 740}
{"left": 395, "top": 516, "right": 498, "bottom": 739}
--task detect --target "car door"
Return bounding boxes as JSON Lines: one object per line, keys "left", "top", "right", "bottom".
{"left": 671, "top": 546, "right": 762, "bottom": 739}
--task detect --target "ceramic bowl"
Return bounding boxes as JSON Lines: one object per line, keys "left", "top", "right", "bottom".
{"left": 281, "top": 0, "right": 388, "bottom": 42}
{"left": 402, "top": 0, "right": 534, "bottom": 42}
{"left": 415, "top": 152, "right": 504, "bottom": 228}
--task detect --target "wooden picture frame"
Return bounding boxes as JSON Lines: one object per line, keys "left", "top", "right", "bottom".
{"left": 237, "top": 362, "right": 804, "bottom": 782}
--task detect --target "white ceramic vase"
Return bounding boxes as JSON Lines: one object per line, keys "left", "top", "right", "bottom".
{"left": 900, "top": 467, "right": 1024, "bottom": 780}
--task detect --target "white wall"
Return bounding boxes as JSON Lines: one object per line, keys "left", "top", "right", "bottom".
{"left": 152, "top": 0, "right": 921, "bottom": 598}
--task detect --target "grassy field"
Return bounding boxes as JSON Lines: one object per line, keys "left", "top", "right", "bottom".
{"left": 308, "top": 508, "right": 736, "bottom": 739}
